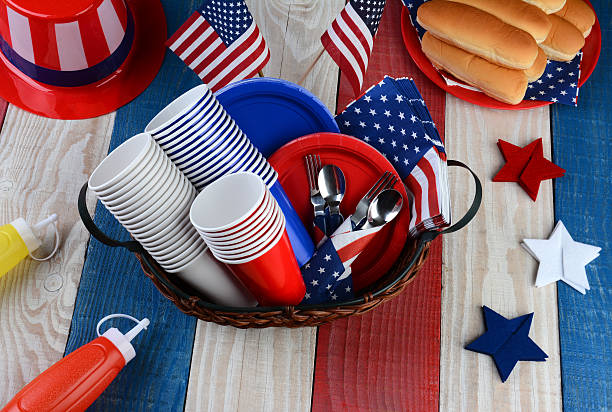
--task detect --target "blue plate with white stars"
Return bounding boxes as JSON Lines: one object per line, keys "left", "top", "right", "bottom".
{"left": 215, "top": 77, "right": 339, "bottom": 156}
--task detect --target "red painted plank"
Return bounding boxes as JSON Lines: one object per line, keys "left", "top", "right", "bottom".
{"left": 0, "top": 99, "right": 7, "bottom": 127}
{"left": 312, "top": 0, "right": 445, "bottom": 410}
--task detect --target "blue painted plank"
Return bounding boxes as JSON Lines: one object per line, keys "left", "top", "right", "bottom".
{"left": 551, "top": 1, "right": 611, "bottom": 410}
{"left": 64, "top": 1, "right": 203, "bottom": 411}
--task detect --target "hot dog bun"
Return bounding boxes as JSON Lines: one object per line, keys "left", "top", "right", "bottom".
{"left": 421, "top": 32, "right": 528, "bottom": 105}
{"left": 522, "top": 0, "right": 566, "bottom": 14}
{"left": 540, "top": 14, "right": 585, "bottom": 61}
{"left": 447, "top": 0, "right": 552, "bottom": 43}
{"left": 524, "top": 47, "right": 548, "bottom": 82}
{"left": 555, "top": 0, "right": 596, "bottom": 37}
{"left": 417, "top": 0, "right": 538, "bottom": 69}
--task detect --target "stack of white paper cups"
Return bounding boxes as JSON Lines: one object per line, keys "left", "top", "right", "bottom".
{"left": 88, "top": 133, "right": 256, "bottom": 307}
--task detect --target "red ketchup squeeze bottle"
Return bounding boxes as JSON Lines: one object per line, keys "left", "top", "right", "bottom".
{"left": 1, "top": 314, "right": 150, "bottom": 412}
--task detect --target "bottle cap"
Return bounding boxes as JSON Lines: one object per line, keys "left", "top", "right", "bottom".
{"left": 11, "top": 218, "right": 41, "bottom": 253}
{"left": 10, "top": 214, "right": 59, "bottom": 260}
{"left": 96, "top": 314, "right": 150, "bottom": 365}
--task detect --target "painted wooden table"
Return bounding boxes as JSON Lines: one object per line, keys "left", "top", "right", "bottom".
{"left": 0, "top": 0, "right": 609, "bottom": 411}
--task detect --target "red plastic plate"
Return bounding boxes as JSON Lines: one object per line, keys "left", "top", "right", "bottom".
{"left": 268, "top": 133, "right": 411, "bottom": 291}
{"left": 400, "top": 1, "right": 602, "bottom": 110}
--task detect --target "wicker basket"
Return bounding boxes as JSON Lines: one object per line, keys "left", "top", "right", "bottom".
{"left": 79, "top": 160, "right": 481, "bottom": 328}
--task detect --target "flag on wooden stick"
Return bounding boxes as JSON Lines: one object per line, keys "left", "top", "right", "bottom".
{"left": 166, "top": 0, "right": 270, "bottom": 92}
{"left": 321, "top": 0, "right": 386, "bottom": 96}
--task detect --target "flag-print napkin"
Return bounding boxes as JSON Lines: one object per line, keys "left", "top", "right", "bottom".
{"left": 403, "top": 0, "right": 582, "bottom": 106}
{"left": 336, "top": 76, "right": 450, "bottom": 237}
{"left": 300, "top": 217, "right": 383, "bottom": 304}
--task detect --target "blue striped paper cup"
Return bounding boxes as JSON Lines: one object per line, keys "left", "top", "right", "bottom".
{"left": 191, "top": 141, "right": 258, "bottom": 189}
{"left": 145, "top": 86, "right": 312, "bottom": 265}
{"left": 172, "top": 125, "right": 246, "bottom": 174}
{"left": 156, "top": 104, "right": 228, "bottom": 155}
{"left": 146, "top": 85, "right": 278, "bottom": 191}
{"left": 180, "top": 133, "right": 249, "bottom": 182}
{"left": 146, "top": 85, "right": 213, "bottom": 137}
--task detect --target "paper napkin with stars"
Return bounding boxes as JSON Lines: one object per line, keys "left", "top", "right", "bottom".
{"left": 403, "top": 0, "right": 582, "bottom": 106}
{"left": 336, "top": 76, "right": 450, "bottom": 237}
{"left": 300, "top": 216, "right": 383, "bottom": 304}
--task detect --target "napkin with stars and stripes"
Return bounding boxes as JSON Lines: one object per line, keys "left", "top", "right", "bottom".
{"left": 336, "top": 76, "right": 450, "bottom": 237}
{"left": 402, "top": 0, "right": 582, "bottom": 106}
{"left": 300, "top": 216, "right": 383, "bottom": 304}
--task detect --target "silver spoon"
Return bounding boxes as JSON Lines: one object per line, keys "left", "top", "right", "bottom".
{"left": 318, "top": 164, "right": 346, "bottom": 234}
{"left": 360, "top": 189, "right": 403, "bottom": 230}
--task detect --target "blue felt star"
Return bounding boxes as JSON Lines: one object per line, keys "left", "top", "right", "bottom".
{"left": 465, "top": 306, "right": 548, "bottom": 382}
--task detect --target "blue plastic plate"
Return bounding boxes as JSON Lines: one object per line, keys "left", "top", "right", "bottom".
{"left": 215, "top": 77, "right": 340, "bottom": 157}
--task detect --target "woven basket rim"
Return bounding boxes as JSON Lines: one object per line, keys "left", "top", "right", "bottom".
{"left": 78, "top": 159, "right": 481, "bottom": 327}
{"left": 136, "top": 234, "right": 430, "bottom": 314}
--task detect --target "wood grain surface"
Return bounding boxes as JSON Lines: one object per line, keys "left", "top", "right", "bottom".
{"left": 313, "top": 0, "right": 444, "bottom": 410}
{"left": 551, "top": 2, "right": 611, "bottom": 408}
{"left": 61, "top": 1, "right": 207, "bottom": 410}
{"left": 0, "top": 107, "right": 115, "bottom": 402}
{"left": 183, "top": 2, "right": 343, "bottom": 411}
{"left": 440, "top": 100, "right": 562, "bottom": 411}
{"left": 0, "top": 100, "right": 6, "bottom": 127}
{"left": 1, "top": 0, "right": 608, "bottom": 409}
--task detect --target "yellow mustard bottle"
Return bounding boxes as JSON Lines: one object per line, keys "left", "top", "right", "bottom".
{"left": 0, "top": 214, "right": 58, "bottom": 277}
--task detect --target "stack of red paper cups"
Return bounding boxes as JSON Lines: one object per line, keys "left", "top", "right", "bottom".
{"left": 190, "top": 172, "right": 306, "bottom": 306}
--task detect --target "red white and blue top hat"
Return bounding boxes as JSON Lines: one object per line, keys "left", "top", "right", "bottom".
{"left": 0, "top": 0, "right": 167, "bottom": 119}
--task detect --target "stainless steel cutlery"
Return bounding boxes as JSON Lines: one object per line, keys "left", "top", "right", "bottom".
{"left": 305, "top": 154, "right": 327, "bottom": 235}
{"left": 305, "top": 155, "right": 400, "bottom": 234}
{"left": 360, "top": 189, "right": 403, "bottom": 230}
{"left": 318, "top": 164, "right": 346, "bottom": 234}
{"left": 350, "top": 171, "right": 398, "bottom": 230}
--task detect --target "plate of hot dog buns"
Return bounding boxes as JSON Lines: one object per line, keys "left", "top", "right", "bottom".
{"left": 401, "top": 0, "right": 601, "bottom": 109}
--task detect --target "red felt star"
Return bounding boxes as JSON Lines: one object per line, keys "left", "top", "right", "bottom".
{"left": 493, "top": 139, "right": 542, "bottom": 182}
{"left": 519, "top": 149, "right": 566, "bottom": 201}
{"left": 493, "top": 138, "right": 565, "bottom": 201}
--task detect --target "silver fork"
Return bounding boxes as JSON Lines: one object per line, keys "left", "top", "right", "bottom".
{"left": 350, "top": 171, "right": 398, "bottom": 229}
{"left": 305, "top": 154, "right": 327, "bottom": 232}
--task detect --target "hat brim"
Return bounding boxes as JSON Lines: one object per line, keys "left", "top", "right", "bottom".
{"left": 0, "top": 0, "right": 167, "bottom": 120}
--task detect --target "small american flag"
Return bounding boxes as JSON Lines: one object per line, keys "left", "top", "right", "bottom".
{"left": 336, "top": 76, "right": 450, "bottom": 236}
{"left": 301, "top": 217, "right": 383, "bottom": 304}
{"left": 166, "top": 0, "right": 270, "bottom": 92}
{"left": 321, "top": 0, "right": 386, "bottom": 97}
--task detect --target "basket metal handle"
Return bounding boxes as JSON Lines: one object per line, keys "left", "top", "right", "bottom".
{"left": 78, "top": 182, "right": 143, "bottom": 254}
{"left": 364, "top": 159, "right": 482, "bottom": 300}
{"left": 77, "top": 159, "right": 481, "bottom": 312}
{"left": 420, "top": 159, "right": 482, "bottom": 241}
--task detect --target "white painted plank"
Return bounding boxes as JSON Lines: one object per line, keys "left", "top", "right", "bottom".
{"left": 184, "top": 1, "right": 343, "bottom": 411}
{"left": 0, "top": 107, "right": 115, "bottom": 401}
{"left": 440, "top": 97, "right": 562, "bottom": 411}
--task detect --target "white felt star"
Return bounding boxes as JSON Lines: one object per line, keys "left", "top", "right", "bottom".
{"left": 522, "top": 221, "right": 600, "bottom": 294}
